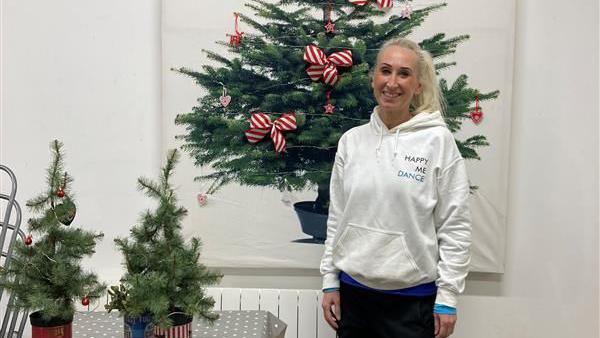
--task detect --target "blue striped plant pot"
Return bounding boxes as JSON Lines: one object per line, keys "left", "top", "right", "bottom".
{"left": 124, "top": 313, "right": 154, "bottom": 338}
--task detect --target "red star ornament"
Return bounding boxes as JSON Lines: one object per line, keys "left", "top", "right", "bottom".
{"left": 324, "top": 103, "right": 335, "bottom": 114}
{"left": 324, "top": 20, "right": 335, "bottom": 33}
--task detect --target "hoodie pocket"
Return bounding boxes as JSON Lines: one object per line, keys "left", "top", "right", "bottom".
{"left": 333, "top": 223, "right": 426, "bottom": 287}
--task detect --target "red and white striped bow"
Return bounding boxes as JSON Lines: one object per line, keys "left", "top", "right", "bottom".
{"left": 245, "top": 112, "right": 297, "bottom": 153}
{"left": 303, "top": 45, "right": 353, "bottom": 86}
{"left": 348, "top": 0, "right": 393, "bottom": 8}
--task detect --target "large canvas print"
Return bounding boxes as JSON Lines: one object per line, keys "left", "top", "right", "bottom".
{"left": 162, "top": 0, "right": 515, "bottom": 272}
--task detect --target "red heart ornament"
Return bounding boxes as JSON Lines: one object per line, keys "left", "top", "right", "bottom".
{"left": 220, "top": 95, "right": 231, "bottom": 107}
{"left": 197, "top": 193, "right": 208, "bottom": 206}
{"left": 470, "top": 110, "right": 483, "bottom": 124}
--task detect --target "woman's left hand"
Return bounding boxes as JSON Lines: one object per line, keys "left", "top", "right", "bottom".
{"left": 434, "top": 313, "right": 456, "bottom": 338}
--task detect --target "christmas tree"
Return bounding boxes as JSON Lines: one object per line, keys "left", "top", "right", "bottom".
{"left": 0, "top": 140, "right": 105, "bottom": 323}
{"left": 174, "top": 0, "right": 499, "bottom": 212}
{"left": 106, "top": 149, "right": 222, "bottom": 328}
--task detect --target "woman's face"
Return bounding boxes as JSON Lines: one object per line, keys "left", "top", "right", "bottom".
{"left": 372, "top": 45, "right": 422, "bottom": 115}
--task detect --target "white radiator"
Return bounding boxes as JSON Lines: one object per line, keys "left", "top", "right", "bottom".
{"left": 206, "top": 288, "right": 336, "bottom": 338}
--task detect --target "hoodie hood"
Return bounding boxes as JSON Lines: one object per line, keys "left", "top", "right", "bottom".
{"left": 370, "top": 107, "right": 447, "bottom": 157}
{"left": 370, "top": 107, "right": 446, "bottom": 135}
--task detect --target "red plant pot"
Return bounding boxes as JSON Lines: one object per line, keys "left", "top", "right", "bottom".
{"left": 30, "top": 311, "right": 72, "bottom": 338}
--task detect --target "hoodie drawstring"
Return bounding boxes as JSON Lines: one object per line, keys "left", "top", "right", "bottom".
{"left": 393, "top": 129, "right": 400, "bottom": 158}
{"left": 375, "top": 123, "right": 384, "bottom": 157}
{"left": 376, "top": 125, "right": 400, "bottom": 158}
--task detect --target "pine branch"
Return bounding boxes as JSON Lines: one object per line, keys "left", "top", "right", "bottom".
{"left": 247, "top": 0, "right": 299, "bottom": 24}
{"left": 161, "top": 149, "right": 180, "bottom": 188}
{"left": 463, "top": 135, "right": 490, "bottom": 148}
{"left": 48, "top": 140, "right": 64, "bottom": 193}
{"left": 26, "top": 195, "right": 51, "bottom": 211}
{"left": 435, "top": 61, "right": 456, "bottom": 73}
{"left": 456, "top": 135, "right": 490, "bottom": 161}
{"left": 201, "top": 51, "right": 234, "bottom": 68}
{"left": 137, "top": 177, "right": 163, "bottom": 200}
{"left": 236, "top": 12, "right": 273, "bottom": 37}
{"left": 28, "top": 212, "right": 55, "bottom": 232}
{"left": 421, "top": 33, "right": 470, "bottom": 59}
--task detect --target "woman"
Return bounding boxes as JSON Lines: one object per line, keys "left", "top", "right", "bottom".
{"left": 320, "top": 37, "right": 472, "bottom": 338}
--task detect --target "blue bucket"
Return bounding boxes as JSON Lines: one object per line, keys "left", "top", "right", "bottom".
{"left": 123, "top": 314, "right": 154, "bottom": 338}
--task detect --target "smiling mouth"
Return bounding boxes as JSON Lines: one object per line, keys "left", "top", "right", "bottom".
{"left": 382, "top": 91, "right": 401, "bottom": 98}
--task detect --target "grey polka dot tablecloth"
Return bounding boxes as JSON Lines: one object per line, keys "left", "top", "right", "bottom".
{"left": 73, "top": 310, "right": 287, "bottom": 338}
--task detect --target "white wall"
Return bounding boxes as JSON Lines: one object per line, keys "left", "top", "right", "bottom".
{"left": 1, "top": 1, "right": 598, "bottom": 338}
{"left": 457, "top": 0, "right": 599, "bottom": 331}
{"left": 0, "top": 0, "right": 162, "bottom": 294}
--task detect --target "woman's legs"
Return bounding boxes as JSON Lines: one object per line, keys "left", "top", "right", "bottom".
{"left": 337, "top": 283, "right": 435, "bottom": 338}
{"left": 337, "top": 283, "right": 372, "bottom": 338}
{"left": 372, "top": 293, "right": 435, "bottom": 338}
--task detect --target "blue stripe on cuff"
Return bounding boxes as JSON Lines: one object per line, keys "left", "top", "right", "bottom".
{"left": 434, "top": 303, "right": 456, "bottom": 315}
{"left": 323, "top": 287, "right": 340, "bottom": 293}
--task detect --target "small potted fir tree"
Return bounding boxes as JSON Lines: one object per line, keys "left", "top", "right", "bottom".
{"left": 106, "top": 149, "right": 222, "bottom": 338}
{"left": 0, "top": 140, "right": 105, "bottom": 338}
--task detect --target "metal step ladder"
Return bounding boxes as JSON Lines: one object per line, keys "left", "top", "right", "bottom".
{"left": 0, "top": 165, "right": 28, "bottom": 337}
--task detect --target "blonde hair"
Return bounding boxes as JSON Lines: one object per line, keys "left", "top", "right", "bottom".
{"left": 375, "top": 38, "right": 445, "bottom": 114}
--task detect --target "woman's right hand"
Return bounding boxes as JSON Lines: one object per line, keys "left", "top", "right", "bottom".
{"left": 322, "top": 290, "right": 341, "bottom": 330}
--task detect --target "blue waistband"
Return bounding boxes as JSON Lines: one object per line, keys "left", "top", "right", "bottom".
{"left": 339, "top": 271, "right": 437, "bottom": 296}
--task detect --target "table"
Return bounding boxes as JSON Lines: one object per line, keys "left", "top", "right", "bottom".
{"left": 73, "top": 310, "right": 287, "bottom": 338}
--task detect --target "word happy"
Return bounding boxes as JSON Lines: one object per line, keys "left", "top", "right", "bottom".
{"left": 404, "top": 155, "right": 429, "bottom": 165}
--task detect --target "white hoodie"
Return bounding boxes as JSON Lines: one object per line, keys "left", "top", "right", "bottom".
{"left": 320, "top": 108, "right": 472, "bottom": 308}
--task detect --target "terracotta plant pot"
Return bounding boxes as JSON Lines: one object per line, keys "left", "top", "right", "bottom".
{"left": 154, "top": 312, "right": 193, "bottom": 338}
{"left": 124, "top": 313, "right": 154, "bottom": 338}
{"left": 30, "top": 311, "right": 72, "bottom": 338}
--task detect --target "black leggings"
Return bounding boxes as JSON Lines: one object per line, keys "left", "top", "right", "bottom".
{"left": 337, "top": 282, "right": 435, "bottom": 338}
